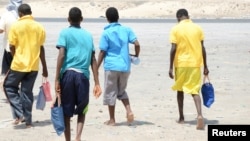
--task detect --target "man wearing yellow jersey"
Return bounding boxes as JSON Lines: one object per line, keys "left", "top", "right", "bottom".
{"left": 169, "top": 9, "right": 209, "bottom": 130}
{"left": 3, "top": 3, "right": 48, "bottom": 128}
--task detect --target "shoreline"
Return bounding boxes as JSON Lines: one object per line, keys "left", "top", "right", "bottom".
{"left": 1, "top": 0, "right": 250, "bottom": 20}
{"left": 35, "top": 17, "right": 250, "bottom": 23}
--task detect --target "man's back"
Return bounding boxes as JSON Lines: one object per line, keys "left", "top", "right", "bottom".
{"left": 9, "top": 15, "right": 45, "bottom": 72}
{"left": 170, "top": 19, "right": 204, "bottom": 67}
{"left": 100, "top": 23, "right": 137, "bottom": 72}
{"left": 57, "top": 26, "right": 94, "bottom": 79}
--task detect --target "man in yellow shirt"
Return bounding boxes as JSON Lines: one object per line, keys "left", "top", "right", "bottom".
{"left": 169, "top": 9, "right": 209, "bottom": 130}
{"left": 3, "top": 3, "right": 48, "bottom": 128}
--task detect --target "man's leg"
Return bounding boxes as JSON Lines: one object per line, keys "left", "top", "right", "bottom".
{"left": 64, "top": 116, "right": 71, "bottom": 141}
{"left": 118, "top": 72, "right": 133, "bottom": 123}
{"left": 20, "top": 71, "right": 38, "bottom": 127}
{"left": 3, "top": 70, "right": 24, "bottom": 123}
{"left": 104, "top": 105, "right": 116, "bottom": 126}
{"left": 177, "top": 91, "right": 184, "bottom": 123}
{"left": 75, "top": 114, "right": 85, "bottom": 141}
{"left": 103, "top": 71, "right": 117, "bottom": 126}
{"left": 192, "top": 94, "right": 204, "bottom": 130}
{"left": 121, "top": 99, "right": 134, "bottom": 124}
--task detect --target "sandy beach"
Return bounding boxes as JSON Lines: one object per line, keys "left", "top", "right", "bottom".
{"left": 0, "top": 0, "right": 250, "bottom": 141}
{"left": 1, "top": 0, "right": 250, "bottom": 19}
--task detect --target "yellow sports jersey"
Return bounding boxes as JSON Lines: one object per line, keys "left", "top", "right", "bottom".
{"left": 170, "top": 19, "right": 204, "bottom": 67}
{"left": 8, "top": 15, "right": 45, "bottom": 72}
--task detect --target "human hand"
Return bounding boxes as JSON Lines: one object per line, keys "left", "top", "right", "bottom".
{"left": 169, "top": 68, "right": 174, "bottom": 79}
{"left": 42, "top": 68, "right": 48, "bottom": 77}
{"left": 93, "top": 85, "right": 102, "bottom": 99}
{"left": 55, "top": 80, "right": 61, "bottom": 96}
{"left": 50, "top": 93, "right": 61, "bottom": 108}
{"left": 51, "top": 80, "right": 61, "bottom": 108}
{"left": 203, "top": 67, "right": 209, "bottom": 75}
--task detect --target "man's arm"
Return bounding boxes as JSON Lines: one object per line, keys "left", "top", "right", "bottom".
{"left": 169, "top": 43, "right": 177, "bottom": 79}
{"left": 91, "top": 51, "right": 102, "bottom": 98}
{"left": 9, "top": 44, "right": 15, "bottom": 56}
{"left": 97, "top": 50, "right": 105, "bottom": 69}
{"left": 201, "top": 41, "right": 209, "bottom": 75}
{"left": 54, "top": 47, "right": 64, "bottom": 95}
{"left": 40, "top": 45, "right": 48, "bottom": 77}
{"left": 133, "top": 40, "right": 140, "bottom": 57}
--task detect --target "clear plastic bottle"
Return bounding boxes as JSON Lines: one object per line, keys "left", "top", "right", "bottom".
{"left": 130, "top": 56, "right": 140, "bottom": 65}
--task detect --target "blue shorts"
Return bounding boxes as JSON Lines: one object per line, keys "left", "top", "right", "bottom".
{"left": 60, "top": 70, "right": 89, "bottom": 117}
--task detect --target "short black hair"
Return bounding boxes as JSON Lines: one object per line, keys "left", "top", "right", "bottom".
{"left": 176, "top": 9, "right": 189, "bottom": 18}
{"left": 106, "top": 7, "right": 119, "bottom": 23}
{"left": 69, "top": 7, "right": 82, "bottom": 23}
{"left": 18, "top": 3, "right": 32, "bottom": 15}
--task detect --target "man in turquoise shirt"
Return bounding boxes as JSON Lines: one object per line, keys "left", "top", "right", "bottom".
{"left": 55, "top": 7, "right": 101, "bottom": 141}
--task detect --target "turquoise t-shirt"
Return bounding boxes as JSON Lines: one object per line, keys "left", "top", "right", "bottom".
{"left": 99, "top": 23, "right": 137, "bottom": 72}
{"left": 56, "top": 26, "right": 94, "bottom": 79}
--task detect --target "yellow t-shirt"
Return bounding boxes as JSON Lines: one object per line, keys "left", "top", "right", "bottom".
{"left": 170, "top": 19, "right": 204, "bottom": 67}
{"left": 8, "top": 15, "right": 45, "bottom": 72}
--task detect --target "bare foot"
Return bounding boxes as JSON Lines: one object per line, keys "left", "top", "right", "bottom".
{"left": 104, "top": 120, "right": 115, "bottom": 126}
{"left": 196, "top": 116, "right": 205, "bottom": 130}
{"left": 127, "top": 113, "right": 134, "bottom": 124}
{"left": 176, "top": 120, "right": 185, "bottom": 124}
{"left": 13, "top": 117, "right": 24, "bottom": 125}
{"left": 25, "top": 124, "right": 33, "bottom": 128}
{"left": 176, "top": 117, "right": 185, "bottom": 124}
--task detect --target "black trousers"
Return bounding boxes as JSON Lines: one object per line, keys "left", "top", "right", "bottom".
{"left": 3, "top": 70, "right": 38, "bottom": 125}
{"left": 1, "top": 50, "right": 13, "bottom": 75}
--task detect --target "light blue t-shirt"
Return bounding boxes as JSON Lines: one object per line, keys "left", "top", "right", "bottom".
{"left": 56, "top": 25, "right": 94, "bottom": 79}
{"left": 99, "top": 23, "right": 137, "bottom": 72}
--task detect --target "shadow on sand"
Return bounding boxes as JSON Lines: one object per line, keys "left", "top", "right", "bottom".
{"left": 115, "top": 120, "right": 154, "bottom": 127}
{"left": 13, "top": 119, "right": 52, "bottom": 129}
{"left": 184, "top": 118, "right": 219, "bottom": 128}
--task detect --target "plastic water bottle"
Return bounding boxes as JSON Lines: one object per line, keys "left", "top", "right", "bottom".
{"left": 130, "top": 56, "right": 140, "bottom": 65}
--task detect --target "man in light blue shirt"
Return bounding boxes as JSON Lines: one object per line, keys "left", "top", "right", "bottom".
{"left": 97, "top": 7, "right": 140, "bottom": 126}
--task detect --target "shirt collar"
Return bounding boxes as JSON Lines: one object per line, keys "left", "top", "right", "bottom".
{"left": 104, "top": 22, "right": 120, "bottom": 30}
{"left": 19, "top": 15, "right": 33, "bottom": 21}
{"left": 70, "top": 24, "right": 81, "bottom": 28}
{"left": 179, "top": 19, "right": 192, "bottom": 24}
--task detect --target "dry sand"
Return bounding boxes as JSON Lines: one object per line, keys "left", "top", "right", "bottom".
{"left": 0, "top": 0, "right": 250, "bottom": 141}
{"left": 1, "top": 0, "right": 250, "bottom": 19}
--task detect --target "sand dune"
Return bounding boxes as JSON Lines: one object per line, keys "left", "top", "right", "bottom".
{"left": 0, "top": 0, "right": 250, "bottom": 18}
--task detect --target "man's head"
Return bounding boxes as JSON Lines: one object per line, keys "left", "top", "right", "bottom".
{"left": 68, "top": 7, "right": 83, "bottom": 25}
{"left": 176, "top": 8, "right": 189, "bottom": 22}
{"left": 106, "top": 7, "right": 119, "bottom": 23}
{"left": 18, "top": 3, "right": 32, "bottom": 17}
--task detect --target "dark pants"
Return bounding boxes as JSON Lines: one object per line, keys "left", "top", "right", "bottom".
{"left": 1, "top": 50, "right": 13, "bottom": 75}
{"left": 3, "top": 70, "right": 38, "bottom": 125}
{"left": 60, "top": 70, "right": 89, "bottom": 117}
